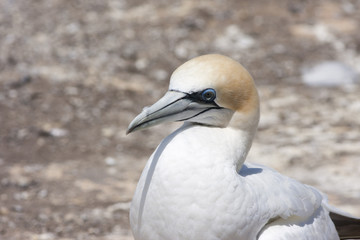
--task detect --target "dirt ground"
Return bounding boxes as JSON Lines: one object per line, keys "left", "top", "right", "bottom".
{"left": 1, "top": 0, "right": 360, "bottom": 239}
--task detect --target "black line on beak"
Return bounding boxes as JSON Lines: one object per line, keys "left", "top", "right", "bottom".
{"left": 177, "top": 107, "right": 222, "bottom": 121}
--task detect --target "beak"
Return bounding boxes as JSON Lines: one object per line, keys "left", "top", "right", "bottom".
{"left": 127, "top": 91, "right": 218, "bottom": 134}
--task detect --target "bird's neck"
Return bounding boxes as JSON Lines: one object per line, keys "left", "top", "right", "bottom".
{"left": 176, "top": 116, "right": 257, "bottom": 174}
{"left": 229, "top": 126, "right": 257, "bottom": 173}
{"left": 228, "top": 108, "right": 260, "bottom": 172}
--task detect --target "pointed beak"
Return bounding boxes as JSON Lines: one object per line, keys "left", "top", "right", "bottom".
{"left": 127, "top": 91, "right": 218, "bottom": 134}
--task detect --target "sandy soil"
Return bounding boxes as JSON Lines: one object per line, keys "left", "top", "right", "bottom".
{"left": 0, "top": 0, "right": 359, "bottom": 239}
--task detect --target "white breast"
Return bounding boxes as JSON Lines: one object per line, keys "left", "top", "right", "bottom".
{"left": 130, "top": 124, "right": 338, "bottom": 240}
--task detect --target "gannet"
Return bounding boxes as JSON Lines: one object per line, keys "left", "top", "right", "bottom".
{"left": 127, "top": 54, "right": 360, "bottom": 240}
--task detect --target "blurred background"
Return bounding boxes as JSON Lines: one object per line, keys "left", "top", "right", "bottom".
{"left": 0, "top": 0, "right": 360, "bottom": 239}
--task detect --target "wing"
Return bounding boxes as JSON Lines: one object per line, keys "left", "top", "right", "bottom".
{"left": 241, "top": 163, "right": 323, "bottom": 219}
{"left": 241, "top": 163, "right": 340, "bottom": 239}
{"left": 258, "top": 205, "right": 339, "bottom": 240}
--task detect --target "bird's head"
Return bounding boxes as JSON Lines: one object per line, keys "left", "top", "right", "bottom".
{"left": 127, "top": 54, "right": 259, "bottom": 134}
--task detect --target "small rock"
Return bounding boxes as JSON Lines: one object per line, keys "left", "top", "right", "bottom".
{"left": 88, "top": 227, "right": 100, "bottom": 234}
{"left": 38, "top": 232, "right": 55, "bottom": 240}
{"left": 65, "top": 22, "right": 80, "bottom": 34}
{"left": 174, "top": 40, "right": 198, "bottom": 59}
{"left": 259, "top": 113, "right": 280, "bottom": 130}
{"left": 24, "top": 164, "right": 43, "bottom": 173}
{"left": 8, "top": 90, "right": 17, "bottom": 98}
{"left": 102, "top": 127, "right": 116, "bottom": 138}
{"left": 65, "top": 86, "right": 79, "bottom": 96}
{"left": 105, "top": 157, "right": 116, "bottom": 166}
{"left": 0, "top": 207, "right": 9, "bottom": 215}
{"left": 37, "top": 189, "right": 48, "bottom": 199}
{"left": 42, "top": 163, "right": 64, "bottom": 180}
{"left": 64, "top": 212, "right": 77, "bottom": 222}
{"left": 49, "top": 128, "right": 68, "bottom": 137}
{"left": 11, "top": 205, "right": 23, "bottom": 212}
{"left": 38, "top": 213, "right": 49, "bottom": 221}
{"left": 135, "top": 58, "right": 149, "bottom": 71}
{"left": 271, "top": 44, "right": 286, "bottom": 54}
{"left": 39, "top": 127, "right": 68, "bottom": 138}
{"left": 342, "top": 1, "right": 355, "bottom": 13}
{"left": 90, "top": 208, "right": 105, "bottom": 221}
{"left": 17, "top": 128, "right": 29, "bottom": 140}
{"left": 7, "top": 221, "right": 16, "bottom": 228}
{"left": 16, "top": 176, "right": 33, "bottom": 188}
{"left": 174, "top": 42, "right": 189, "bottom": 59}
{"left": 151, "top": 69, "right": 168, "bottom": 82}
{"left": 213, "top": 25, "right": 255, "bottom": 52}
{"left": 13, "top": 191, "right": 30, "bottom": 200}
{"left": 302, "top": 61, "right": 358, "bottom": 87}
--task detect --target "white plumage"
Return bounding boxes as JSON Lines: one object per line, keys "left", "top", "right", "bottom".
{"left": 127, "top": 54, "right": 359, "bottom": 240}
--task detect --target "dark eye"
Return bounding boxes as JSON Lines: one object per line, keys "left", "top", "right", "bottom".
{"left": 201, "top": 88, "right": 216, "bottom": 102}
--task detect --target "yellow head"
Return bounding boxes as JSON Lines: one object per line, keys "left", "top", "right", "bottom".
{"left": 127, "top": 54, "right": 260, "bottom": 133}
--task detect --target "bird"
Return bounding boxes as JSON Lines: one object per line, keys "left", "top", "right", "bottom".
{"left": 127, "top": 54, "right": 360, "bottom": 240}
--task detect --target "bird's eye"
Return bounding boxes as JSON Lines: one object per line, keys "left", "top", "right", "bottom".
{"left": 201, "top": 88, "right": 216, "bottom": 102}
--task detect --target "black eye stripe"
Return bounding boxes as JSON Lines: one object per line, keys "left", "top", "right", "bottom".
{"left": 189, "top": 88, "right": 216, "bottom": 103}
{"left": 169, "top": 89, "right": 221, "bottom": 108}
